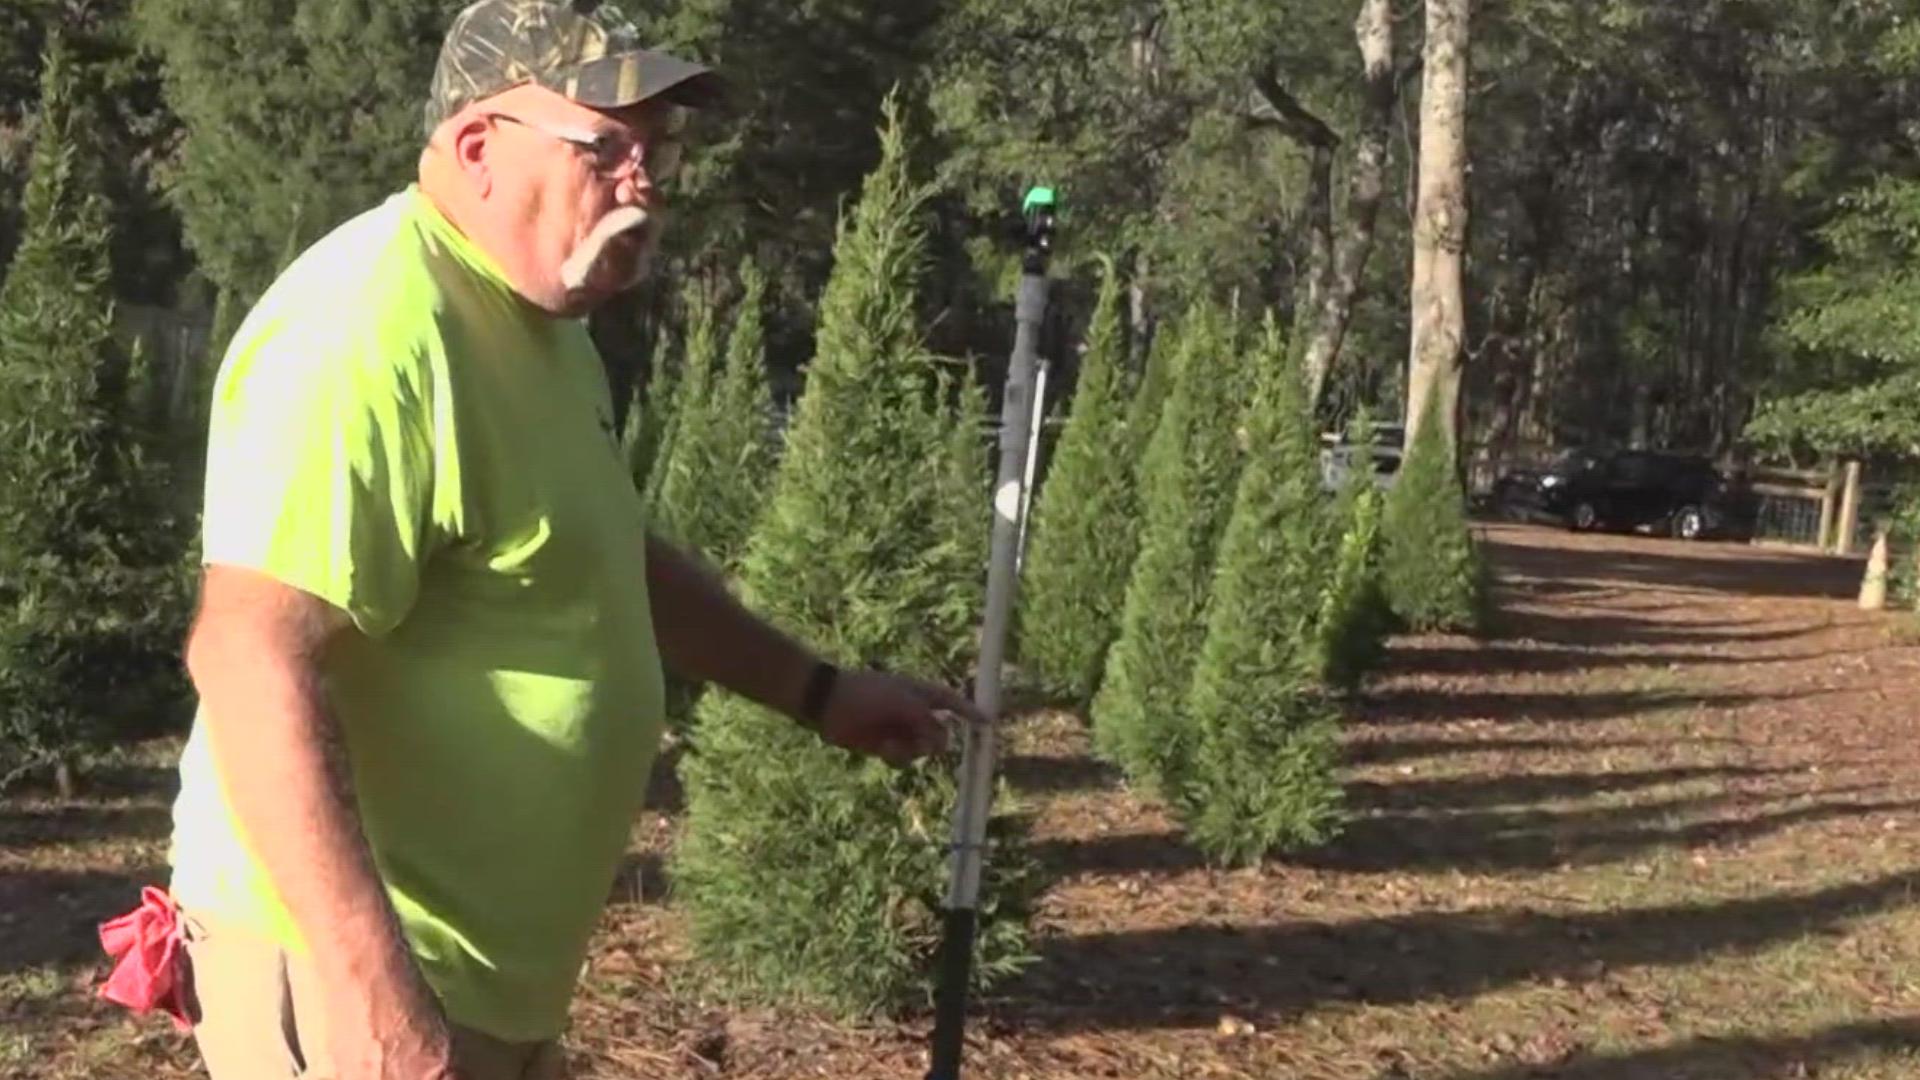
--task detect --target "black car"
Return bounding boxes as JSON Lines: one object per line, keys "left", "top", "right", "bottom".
{"left": 1493, "top": 448, "right": 1751, "bottom": 540}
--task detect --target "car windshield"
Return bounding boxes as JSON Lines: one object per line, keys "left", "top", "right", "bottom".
{"left": 1551, "top": 449, "right": 1599, "bottom": 473}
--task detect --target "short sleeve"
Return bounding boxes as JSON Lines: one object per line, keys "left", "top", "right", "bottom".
{"left": 201, "top": 317, "right": 439, "bottom": 638}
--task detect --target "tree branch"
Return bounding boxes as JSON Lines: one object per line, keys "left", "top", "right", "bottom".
{"left": 1246, "top": 66, "right": 1340, "bottom": 151}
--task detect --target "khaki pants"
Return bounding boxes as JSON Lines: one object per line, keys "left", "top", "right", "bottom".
{"left": 181, "top": 909, "right": 566, "bottom": 1080}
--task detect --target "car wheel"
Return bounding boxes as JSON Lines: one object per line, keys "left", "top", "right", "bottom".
{"left": 1570, "top": 501, "right": 1600, "bottom": 532}
{"left": 1672, "top": 505, "right": 1706, "bottom": 541}
{"left": 1493, "top": 485, "right": 1525, "bottom": 521}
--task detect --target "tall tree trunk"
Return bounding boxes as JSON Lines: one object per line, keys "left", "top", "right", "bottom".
{"left": 1252, "top": 0, "right": 1397, "bottom": 413}
{"left": 1299, "top": 0, "right": 1395, "bottom": 410}
{"left": 1250, "top": 74, "right": 1335, "bottom": 340}
{"left": 1405, "top": 0, "right": 1472, "bottom": 451}
{"left": 1128, "top": 249, "right": 1153, "bottom": 371}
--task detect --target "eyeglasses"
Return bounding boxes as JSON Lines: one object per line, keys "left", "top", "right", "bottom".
{"left": 485, "top": 111, "right": 684, "bottom": 184}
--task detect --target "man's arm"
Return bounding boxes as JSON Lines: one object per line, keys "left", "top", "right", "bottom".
{"left": 644, "top": 534, "right": 819, "bottom": 722}
{"left": 643, "top": 535, "right": 970, "bottom": 767}
{"left": 183, "top": 565, "right": 456, "bottom": 1079}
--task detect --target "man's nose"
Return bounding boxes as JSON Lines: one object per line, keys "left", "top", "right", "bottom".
{"left": 616, "top": 173, "right": 660, "bottom": 211}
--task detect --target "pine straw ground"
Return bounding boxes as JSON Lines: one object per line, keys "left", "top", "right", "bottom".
{"left": 7, "top": 522, "right": 1920, "bottom": 1079}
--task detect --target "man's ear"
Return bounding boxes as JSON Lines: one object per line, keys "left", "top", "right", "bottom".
{"left": 448, "top": 116, "right": 494, "bottom": 196}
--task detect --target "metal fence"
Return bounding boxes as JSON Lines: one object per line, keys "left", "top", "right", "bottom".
{"left": 1750, "top": 488, "right": 1827, "bottom": 549}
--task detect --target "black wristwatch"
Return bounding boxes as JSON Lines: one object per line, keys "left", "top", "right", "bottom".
{"left": 800, "top": 660, "right": 839, "bottom": 730}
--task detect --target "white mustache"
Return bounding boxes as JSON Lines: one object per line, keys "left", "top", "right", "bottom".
{"left": 560, "top": 205, "right": 659, "bottom": 291}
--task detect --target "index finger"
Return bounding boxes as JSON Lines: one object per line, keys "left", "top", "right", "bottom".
{"left": 925, "top": 681, "right": 987, "bottom": 726}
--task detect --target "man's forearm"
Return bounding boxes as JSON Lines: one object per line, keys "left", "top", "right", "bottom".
{"left": 645, "top": 534, "right": 820, "bottom": 721}
{"left": 186, "top": 625, "right": 440, "bottom": 1024}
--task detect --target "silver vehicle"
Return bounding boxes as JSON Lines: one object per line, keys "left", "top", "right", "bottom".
{"left": 1318, "top": 423, "right": 1404, "bottom": 493}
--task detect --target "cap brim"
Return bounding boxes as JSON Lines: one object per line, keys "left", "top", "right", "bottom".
{"left": 561, "top": 49, "right": 728, "bottom": 111}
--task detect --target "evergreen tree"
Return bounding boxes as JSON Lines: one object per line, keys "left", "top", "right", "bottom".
{"left": 645, "top": 282, "right": 722, "bottom": 530}
{"left": 1381, "top": 391, "right": 1484, "bottom": 633}
{"left": 668, "top": 98, "right": 1034, "bottom": 1017}
{"left": 1180, "top": 317, "right": 1346, "bottom": 865}
{"left": 651, "top": 259, "right": 776, "bottom": 574}
{"left": 1089, "top": 299, "right": 1252, "bottom": 798}
{"left": 135, "top": 0, "right": 452, "bottom": 304}
{"left": 625, "top": 324, "right": 678, "bottom": 492}
{"left": 1016, "top": 257, "right": 1137, "bottom": 703}
{"left": 0, "top": 34, "right": 190, "bottom": 789}
{"left": 1312, "top": 407, "right": 1393, "bottom": 690}
{"left": 1123, "top": 314, "right": 1178, "bottom": 460}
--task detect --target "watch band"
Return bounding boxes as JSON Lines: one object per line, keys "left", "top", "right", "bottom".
{"left": 800, "top": 660, "right": 839, "bottom": 729}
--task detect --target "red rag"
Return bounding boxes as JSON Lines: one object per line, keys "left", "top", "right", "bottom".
{"left": 96, "top": 885, "right": 193, "bottom": 1031}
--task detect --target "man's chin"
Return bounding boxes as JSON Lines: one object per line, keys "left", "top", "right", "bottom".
{"left": 560, "top": 242, "right": 656, "bottom": 310}
{"left": 561, "top": 255, "right": 651, "bottom": 311}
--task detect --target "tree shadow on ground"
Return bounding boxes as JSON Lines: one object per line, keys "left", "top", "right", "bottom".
{"left": 1030, "top": 776, "right": 1892, "bottom": 880}
{"left": 1485, "top": 532, "right": 1865, "bottom": 601}
{"left": 0, "top": 866, "right": 166, "bottom": 974}
{"left": 0, "top": 802, "right": 171, "bottom": 853}
{"left": 1356, "top": 687, "right": 1827, "bottom": 727}
{"left": 1002, "top": 752, "right": 1123, "bottom": 795}
{"left": 996, "top": 867, "right": 1920, "bottom": 1032}
{"left": 1348, "top": 764, "right": 1797, "bottom": 814}
{"left": 1482, "top": 609, "right": 1831, "bottom": 650}
{"left": 1308, "top": 795, "right": 1918, "bottom": 874}
{"left": 1434, "top": 1016, "right": 1920, "bottom": 1080}
{"left": 1389, "top": 643, "right": 1842, "bottom": 677}
{"left": 1345, "top": 737, "right": 1723, "bottom": 767}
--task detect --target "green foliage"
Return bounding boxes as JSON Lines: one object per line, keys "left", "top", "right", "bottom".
{"left": 1747, "top": 177, "right": 1920, "bottom": 458}
{"left": 697, "top": 258, "right": 778, "bottom": 568}
{"left": 135, "top": 0, "right": 454, "bottom": 304}
{"left": 1015, "top": 258, "right": 1136, "bottom": 703}
{"left": 0, "top": 1, "right": 188, "bottom": 306}
{"left": 1090, "top": 299, "right": 1251, "bottom": 798}
{"left": 669, "top": 99, "right": 1034, "bottom": 1018}
{"left": 646, "top": 282, "right": 724, "bottom": 541}
{"left": 927, "top": 0, "right": 1186, "bottom": 270}
{"left": 625, "top": 324, "right": 678, "bottom": 491}
{"left": 1312, "top": 407, "right": 1392, "bottom": 690}
{"left": 0, "top": 35, "right": 192, "bottom": 787}
{"left": 1381, "top": 395, "right": 1484, "bottom": 634}
{"left": 649, "top": 263, "right": 780, "bottom": 731}
{"left": 1124, "top": 316, "right": 1178, "bottom": 458}
{"left": 615, "top": 0, "right": 943, "bottom": 374}
{"left": 1179, "top": 315, "right": 1345, "bottom": 865}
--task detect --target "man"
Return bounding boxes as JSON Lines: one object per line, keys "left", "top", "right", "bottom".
{"left": 160, "top": 2, "right": 966, "bottom": 1077}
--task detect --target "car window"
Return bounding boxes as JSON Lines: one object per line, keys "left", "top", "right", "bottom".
{"left": 1609, "top": 453, "right": 1657, "bottom": 485}
{"left": 1552, "top": 449, "right": 1600, "bottom": 474}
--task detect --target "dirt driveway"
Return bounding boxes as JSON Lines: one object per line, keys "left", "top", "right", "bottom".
{"left": 7, "top": 523, "right": 1920, "bottom": 1079}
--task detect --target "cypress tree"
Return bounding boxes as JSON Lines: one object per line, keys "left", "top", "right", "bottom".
{"left": 669, "top": 98, "right": 1034, "bottom": 1017}
{"left": 1381, "top": 392, "right": 1485, "bottom": 633}
{"left": 1180, "top": 317, "right": 1346, "bottom": 865}
{"left": 135, "top": 0, "right": 451, "bottom": 303}
{"left": 626, "top": 323, "right": 678, "bottom": 492}
{"left": 1312, "top": 407, "right": 1393, "bottom": 690}
{"left": 1015, "top": 257, "right": 1137, "bottom": 703}
{"left": 651, "top": 259, "right": 776, "bottom": 573}
{"left": 644, "top": 285, "right": 720, "bottom": 516}
{"left": 1123, "top": 311, "right": 1177, "bottom": 460}
{"left": 1089, "top": 299, "right": 1252, "bottom": 798}
{"left": 0, "top": 35, "right": 190, "bottom": 788}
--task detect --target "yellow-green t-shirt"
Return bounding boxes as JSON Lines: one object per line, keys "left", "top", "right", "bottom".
{"left": 167, "top": 185, "right": 666, "bottom": 1041}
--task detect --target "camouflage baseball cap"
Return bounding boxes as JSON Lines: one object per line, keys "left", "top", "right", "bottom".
{"left": 424, "top": 0, "right": 724, "bottom": 135}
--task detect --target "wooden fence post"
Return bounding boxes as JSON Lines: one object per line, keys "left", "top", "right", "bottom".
{"left": 1836, "top": 459, "right": 1865, "bottom": 555}
{"left": 1818, "top": 465, "right": 1842, "bottom": 551}
{"left": 1860, "top": 525, "right": 1890, "bottom": 610}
